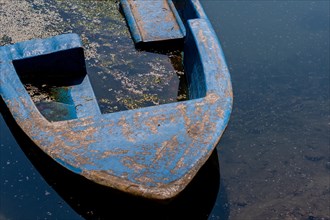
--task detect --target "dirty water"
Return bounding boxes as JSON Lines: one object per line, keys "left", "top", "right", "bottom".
{"left": 202, "top": 1, "right": 330, "bottom": 219}
{"left": 1, "top": 0, "right": 186, "bottom": 114}
{"left": 0, "top": 0, "right": 329, "bottom": 220}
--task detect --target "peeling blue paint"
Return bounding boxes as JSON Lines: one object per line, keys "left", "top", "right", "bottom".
{"left": 0, "top": 0, "right": 233, "bottom": 200}
{"left": 120, "top": 0, "right": 186, "bottom": 43}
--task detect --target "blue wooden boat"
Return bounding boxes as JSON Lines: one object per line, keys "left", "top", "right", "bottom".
{"left": 0, "top": 0, "right": 232, "bottom": 200}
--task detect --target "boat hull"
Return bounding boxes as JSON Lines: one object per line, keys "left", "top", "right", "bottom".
{"left": 0, "top": 0, "right": 232, "bottom": 200}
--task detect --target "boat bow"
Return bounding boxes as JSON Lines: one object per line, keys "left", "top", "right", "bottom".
{"left": 0, "top": 0, "right": 232, "bottom": 200}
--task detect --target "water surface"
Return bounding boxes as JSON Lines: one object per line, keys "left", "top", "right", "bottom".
{"left": 201, "top": 1, "right": 329, "bottom": 219}
{"left": 1, "top": 1, "right": 329, "bottom": 219}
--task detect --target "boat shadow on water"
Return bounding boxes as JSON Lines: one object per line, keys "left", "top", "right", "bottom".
{"left": 1, "top": 97, "right": 230, "bottom": 220}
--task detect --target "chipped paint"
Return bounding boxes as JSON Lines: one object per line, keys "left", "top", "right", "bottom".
{"left": 121, "top": 0, "right": 186, "bottom": 43}
{"left": 0, "top": 0, "right": 233, "bottom": 200}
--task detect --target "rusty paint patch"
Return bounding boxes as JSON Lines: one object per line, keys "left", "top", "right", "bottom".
{"left": 122, "top": 157, "right": 147, "bottom": 171}
{"left": 170, "top": 157, "right": 185, "bottom": 174}
{"left": 176, "top": 103, "right": 191, "bottom": 128}
{"left": 144, "top": 114, "right": 166, "bottom": 134}
{"left": 216, "top": 106, "right": 225, "bottom": 119}
{"left": 153, "top": 135, "right": 179, "bottom": 164}
{"left": 10, "top": 98, "right": 97, "bottom": 169}
{"left": 187, "top": 121, "right": 204, "bottom": 139}
{"left": 100, "top": 150, "right": 129, "bottom": 159}
{"left": 205, "top": 93, "right": 220, "bottom": 105}
{"left": 118, "top": 116, "right": 135, "bottom": 142}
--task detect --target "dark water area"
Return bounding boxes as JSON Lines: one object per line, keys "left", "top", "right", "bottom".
{"left": 201, "top": 1, "right": 329, "bottom": 219}
{"left": 1, "top": 1, "right": 329, "bottom": 220}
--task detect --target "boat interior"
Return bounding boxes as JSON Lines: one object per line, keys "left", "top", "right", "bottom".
{"left": 11, "top": 0, "right": 210, "bottom": 123}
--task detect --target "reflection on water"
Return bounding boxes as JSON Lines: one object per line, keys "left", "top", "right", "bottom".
{"left": 0, "top": 114, "right": 81, "bottom": 219}
{"left": 201, "top": 1, "right": 330, "bottom": 219}
{"left": 0, "top": 1, "right": 329, "bottom": 220}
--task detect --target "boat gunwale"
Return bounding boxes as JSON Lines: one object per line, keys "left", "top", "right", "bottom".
{"left": 0, "top": 0, "right": 233, "bottom": 200}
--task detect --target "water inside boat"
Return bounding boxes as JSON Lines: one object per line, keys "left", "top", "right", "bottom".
{"left": 14, "top": 0, "right": 188, "bottom": 122}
